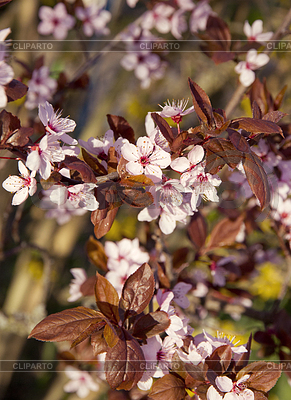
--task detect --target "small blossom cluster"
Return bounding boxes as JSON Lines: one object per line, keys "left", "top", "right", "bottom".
{"left": 37, "top": 2, "right": 111, "bottom": 40}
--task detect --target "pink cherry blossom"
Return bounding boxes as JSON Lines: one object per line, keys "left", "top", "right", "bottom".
{"left": 26, "top": 134, "right": 65, "bottom": 180}
{"left": 171, "top": 145, "right": 204, "bottom": 175}
{"left": 159, "top": 98, "right": 194, "bottom": 124}
{"left": 127, "top": 0, "right": 139, "bottom": 7}
{"left": 49, "top": 183, "right": 98, "bottom": 211}
{"left": 76, "top": 5, "right": 111, "bottom": 37}
{"left": 243, "top": 20, "right": 273, "bottom": 44}
{"left": 178, "top": 340, "right": 212, "bottom": 364}
{"left": 104, "top": 238, "right": 149, "bottom": 294}
{"left": 171, "top": 10, "right": 188, "bottom": 39}
{"left": 190, "top": 0, "right": 214, "bottom": 33}
{"left": 38, "top": 3, "right": 75, "bottom": 40}
{"left": 172, "top": 282, "right": 192, "bottom": 308}
{"left": 104, "top": 238, "right": 149, "bottom": 271}
{"left": 138, "top": 335, "right": 176, "bottom": 391}
{"left": 141, "top": 4, "right": 175, "bottom": 34}
{"left": 2, "top": 161, "right": 37, "bottom": 205}
{"left": 64, "top": 366, "right": 99, "bottom": 398}
{"left": 38, "top": 102, "right": 77, "bottom": 145}
{"left": 68, "top": 268, "right": 87, "bottom": 302}
{"left": 79, "top": 129, "right": 128, "bottom": 162}
{"left": 203, "top": 330, "right": 248, "bottom": 356}
{"left": 0, "top": 60, "right": 14, "bottom": 108}
{"left": 121, "top": 136, "right": 171, "bottom": 182}
{"left": 137, "top": 180, "right": 193, "bottom": 235}
{"left": 207, "top": 375, "right": 254, "bottom": 400}
{"left": 235, "top": 49, "right": 270, "bottom": 87}
{"left": 25, "top": 66, "right": 57, "bottom": 110}
{"left": 0, "top": 27, "right": 11, "bottom": 61}
{"left": 121, "top": 51, "right": 167, "bottom": 89}
{"left": 40, "top": 186, "right": 87, "bottom": 224}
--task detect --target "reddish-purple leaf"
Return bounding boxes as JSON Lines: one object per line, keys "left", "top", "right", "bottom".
{"left": 151, "top": 112, "right": 174, "bottom": 144}
{"left": 204, "top": 138, "right": 243, "bottom": 174}
{"left": 132, "top": 310, "right": 170, "bottom": 339}
{"left": 118, "top": 186, "right": 154, "bottom": 208}
{"left": 230, "top": 117, "right": 283, "bottom": 137}
{"left": 70, "top": 320, "right": 106, "bottom": 349}
{"left": 95, "top": 272, "right": 120, "bottom": 324}
{"left": 107, "top": 114, "right": 135, "bottom": 144}
{"left": 185, "top": 363, "right": 207, "bottom": 383}
{"left": 6, "top": 126, "right": 34, "bottom": 147}
{"left": 242, "top": 151, "right": 270, "bottom": 210}
{"left": 252, "top": 101, "right": 262, "bottom": 119}
{"left": 0, "top": 110, "right": 21, "bottom": 145}
{"left": 103, "top": 323, "right": 119, "bottom": 348}
{"left": 235, "top": 333, "right": 252, "bottom": 373}
{"left": 187, "top": 211, "right": 208, "bottom": 250}
{"left": 81, "top": 148, "right": 107, "bottom": 176}
{"left": 80, "top": 275, "right": 96, "bottom": 297}
{"left": 119, "top": 174, "right": 154, "bottom": 188}
{"left": 149, "top": 374, "right": 186, "bottom": 400}
{"left": 91, "top": 205, "right": 120, "bottom": 239}
{"left": 205, "top": 345, "right": 232, "bottom": 374}
{"left": 107, "top": 146, "right": 118, "bottom": 173}
{"left": 5, "top": 79, "right": 28, "bottom": 102}
{"left": 202, "top": 215, "right": 244, "bottom": 253}
{"left": 28, "top": 306, "right": 104, "bottom": 342}
{"left": 60, "top": 156, "right": 96, "bottom": 183}
{"left": 119, "top": 263, "right": 155, "bottom": 319}
{"left": 274, "top": 85, "right": 287, "bottom": 110}
{"left": 86, "top": 236, "right": 108, "bottom": 271}
{"left": 105, "top": 329, "right": 144, "bottom": 390}
{"left": 262, "top": 110, "right": 287, "bottom": 124}
{"left": 227, "top": 128, "right": 250, "bottom": 153}
{"left": 237, "top": 361, "right": 282, "bottom": 392}
{"left": 188, "top": 78, "right": 215, "bottom": 127}
{"left": 0, "top": 0, "right": 12, "bottom": 6}
{"left": 91, "top": 331, "right": 109, "bottom": 356}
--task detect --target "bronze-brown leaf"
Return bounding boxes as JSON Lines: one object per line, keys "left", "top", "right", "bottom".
{"left": 28, "top": 306, "right": 104, "bottom": 342}
{"left": 107, "top": 114, "right": 135, "bottom": 143}
{"left": 149, "top": 374, "right": 186, "bottom": 400}
{"left": 86, "top": 236, "right": 108, "bottom": 271}
{"left": 237, "top": 361, "right": 282, "bottom": 392}
{"left": 105, "top": 329, "right": 144, "bottom": 390}
{"left": 119, "top": 263, "right": 155, "bottom": 320}
{"left": 95, "top": 272, "right": 120, "bottom": 324}
{"left": 132, "top": 310, "right": 170, "bottom": 340}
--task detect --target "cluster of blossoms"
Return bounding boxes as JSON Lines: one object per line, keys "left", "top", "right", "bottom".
{"left": 2, "top": 98, "right": 223, "bottom": 235}
{"left": 0, "top": 28, "right": 14, "bottom": 108}
{"left": 64, "top": 236, "right": 252, "bottom": 397}
{"left": 37, "top": 1, "right": 111, "bottom": 40}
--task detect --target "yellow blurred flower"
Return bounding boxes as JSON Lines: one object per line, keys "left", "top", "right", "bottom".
{"left": 250, "top": 262, "right": 283, "bottom": 300}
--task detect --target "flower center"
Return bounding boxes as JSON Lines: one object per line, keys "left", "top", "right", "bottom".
{"left": 156, "top": 350, "right": 166, "bottom": 361}
{"left": 197, "top": 173, "right": 208, "bottom": 183}
{"left": 140, "top": 155, "right": 150, "bottom": 166}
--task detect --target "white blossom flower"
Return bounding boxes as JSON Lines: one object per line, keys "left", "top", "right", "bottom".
{"left": 171, "top": 10, "right": 188, "bottom": 40}
{"left": 138, "top": 180, "right": 193, "bottom": 235}
{"left": 38, "top": 3, "right": 75, "bottom": 40}
{"left": 121, "top": 136, "right": 171, "bottom": 182}
{"left": 138, "top": 335, "right": 176, "bottom": 391}
{"left": 68, "top": 268, "right": 87, "bottom": 302}
{"left": 0, "top": 60, "right": 14, "bottom": 108}
{"left": 145, "top": 112, "right": 171, "bottom": 152}
{"left": 159, "top": 98, "right": 194, "bottom": 124}
{"left": 25, "top": 66, "right": 57, "bottom": 110}
{"left": 207, "top": 375, "right": 254, "bottom": 400}
{"left": 141, "top": 4, "right": 175, "bottom": 34}
{"left": 0, "top": 27, "right": 11, "bottom": 62}
{"left": 178, "top": 340, "right": 212, "bottom": 364}
{"left": 243, "top": 20, "right": 273, "bottom": 44}
{"left": 190, "top": 0, "right": 214, "bottom": 33}
{"left": 26, "top": 134, "right": 65, "bottom": 180}
{"left": 64, "top": 366, "right": 99, "bottom": 398}
{"left": 76, "top": 5, "right": 111, "bottom": 36}
{"left": 2, "top": 161, "right": 37, "bottom": 205}
{"left": 38, "top": 102, "right": 77, "bottom": 145}
{"left": 203, "top": 330, "right": 248, "bottom": 356}
{"left": 49, "top": 183, "right": 98, "bottom": 211}
{"left": 235, "top": 49, "right": 270, "bottom": 87}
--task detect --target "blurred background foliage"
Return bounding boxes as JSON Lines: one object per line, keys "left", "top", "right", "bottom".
{"left": 1, "top": 0, "right": 291, "bottom": 399}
